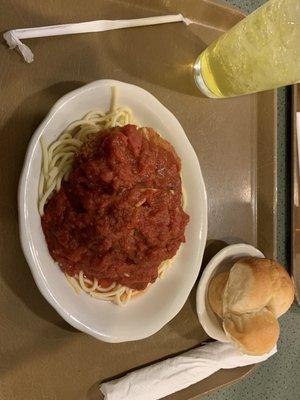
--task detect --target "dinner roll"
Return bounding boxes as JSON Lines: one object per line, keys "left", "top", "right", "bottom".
{"left": 208, "top": 271, "right": 229, "bottom": 318}
{"left": 208, "top": 257, "right": 294, "bottom": 355}
{"left": 223, "top": 308, "right": 280, "bottom": 355}
{"left": 223, "top": 258, "right": 294, "bottom": 316}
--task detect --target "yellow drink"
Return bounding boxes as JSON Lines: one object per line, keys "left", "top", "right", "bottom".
{"left": 194, "top": 0, "right": 300, "bottom": 98}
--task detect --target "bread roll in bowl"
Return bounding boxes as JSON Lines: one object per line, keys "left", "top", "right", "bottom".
{"left": 207, "top": 257, "right": 294, "bottom": 355}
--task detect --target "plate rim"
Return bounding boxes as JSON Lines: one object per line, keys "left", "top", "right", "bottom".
{"left": 18, "top": 79, "right": 208, "bottom": 342}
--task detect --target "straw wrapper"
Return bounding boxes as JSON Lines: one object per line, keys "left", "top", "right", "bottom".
{"left": 3, "top": 14, "right": 191, "bottom": 63}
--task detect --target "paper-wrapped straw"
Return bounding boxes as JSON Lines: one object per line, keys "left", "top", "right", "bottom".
{"left": 99, "top": 341, "right": 276, "bottom": 400}
{"left": 3, "top": 14, "right": 191, "bottom": 63}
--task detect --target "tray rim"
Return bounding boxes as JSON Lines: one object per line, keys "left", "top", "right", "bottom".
{"left": 291, "top": 84, "right": 299, "bottom": 303}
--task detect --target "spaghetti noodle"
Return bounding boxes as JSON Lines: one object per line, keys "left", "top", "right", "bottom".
{"left": 38, "top": 88, "right": 175, "bottom": 305}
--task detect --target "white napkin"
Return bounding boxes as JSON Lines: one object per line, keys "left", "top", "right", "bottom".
{"left": 3, "top": 14, "right": 191, "bottom": 63}
{"left": 100, "top": 341, "right": 276, "bottom": 400}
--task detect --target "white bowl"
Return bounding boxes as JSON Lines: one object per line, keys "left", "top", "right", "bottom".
{"left": 18, "top": 79, "right": 207, "bottom": 343}
{"left": 196, "top": 243, "right": 264, "bottom": 342}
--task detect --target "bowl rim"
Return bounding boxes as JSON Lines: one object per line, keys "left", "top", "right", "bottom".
{"left": 18, "top": 79, "right": 208, "bottom": 342}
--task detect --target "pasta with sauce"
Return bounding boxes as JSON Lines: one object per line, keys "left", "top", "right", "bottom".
{"left": 39, "top": 88, "right": 189, "bottom": 305}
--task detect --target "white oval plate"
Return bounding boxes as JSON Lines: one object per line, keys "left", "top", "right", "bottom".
{"left": 196, "top": 243, "right": 264, "bottom": 342}
{"left": 18, "top": 79, "right": 207, "bottom": 343}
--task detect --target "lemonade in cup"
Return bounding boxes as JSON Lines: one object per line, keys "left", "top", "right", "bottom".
{"left": 194, "top": 0, "right": 300, "bottom": 98}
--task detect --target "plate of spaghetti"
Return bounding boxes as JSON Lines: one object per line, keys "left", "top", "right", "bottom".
{"left": 19, "top": 80, "right": 207, "bottom": 342}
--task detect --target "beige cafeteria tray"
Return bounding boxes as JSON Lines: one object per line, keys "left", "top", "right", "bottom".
{"left": 0, "top": 0, "right": 277, "bottom": 399}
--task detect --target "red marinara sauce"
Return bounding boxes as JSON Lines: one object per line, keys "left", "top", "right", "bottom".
{"left": 41, "top": 125, "right": 189, "bottom": 290}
